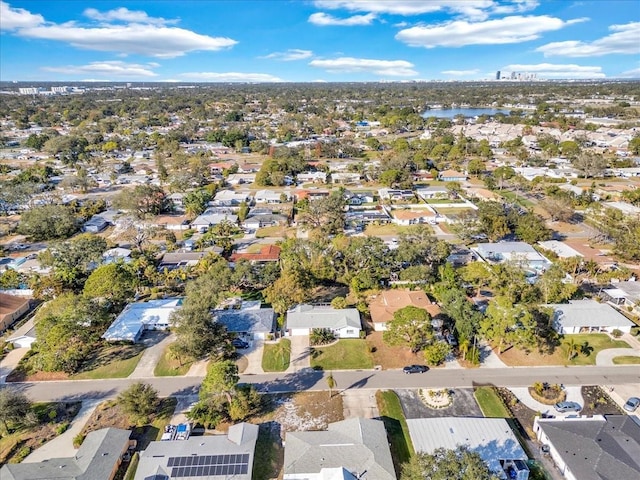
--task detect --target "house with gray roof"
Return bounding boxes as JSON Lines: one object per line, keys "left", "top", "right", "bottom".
{"left": 547, "top": 299, "right": 634, "bottom": 334}
{"left": 191, "top": 210, "right": 238, "bottom": 233}
{"left": 286, "top": 304, "right": 361, "bottom": 338}
{"left": 284, "top": 418, "right": 396, "bottom": 480}
{"left": 534, "top": 415, "right": 640, "bottom": 480}
{"left": 602, "top": 280, "right": 640, "bottom": 315}
{"left": 407, "top": 417, "right": 529, "bottom": 480}
{"left": 135, "top": 423, "right": 258, "bottom": 480}
{"left": 1, "top": 427, "right": 131, "bottom": 480}
{"left": 214, "top": 306, "right": 276, "bottom": 340}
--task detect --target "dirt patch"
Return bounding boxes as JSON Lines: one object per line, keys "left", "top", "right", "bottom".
{"left": 580, "top": 386, "right": 624, "bottom": 416}
{"left": 0, "top": 402, "right": 81, "bottom": 464}
{"left": 7, "top": 369, "right": 69, "bottom": 382}
{"left": 496, "top": 387, "right": 539, "bottom": 440}
{"left": 498, "top": 347, "right": 564, "bottom": 367}
{"left": 366, "top": 331, "right": 424, "bottom": 369}
{"left": 308, "top": 284, "right": 350, "bottom": 303}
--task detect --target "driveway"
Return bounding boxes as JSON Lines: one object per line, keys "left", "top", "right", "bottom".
{"left": 23, "top": 399, "right": 100, "bottom": 462}
{"left": 396, "top": 388, "right": 483, "bottom": 419}
{"left": 509, "top": 386, "right": 584, "bottom": 417}
{"left": 1, "top": 347, "right": 29, "bottom": 383}
{"left": 342, "top": 389, "right": 379, "bottom": 419}
{"left": 478, "top": 342, "right": 508, "bottom": 368}
{"left": 286, "top": 335, "right": 311, "bottom": 372}
{"left": 241, "top": 338, "right": 265, "bottom": 375}
{"left": 129, "top": 331, "right": 174, "bottom": 378}
{"left": 596, "top": 348, "right": 640, "bottom": 366}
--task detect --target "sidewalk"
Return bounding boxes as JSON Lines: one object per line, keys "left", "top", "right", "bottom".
{"left": 23, "top": 399, "right": 100, "bottom": 463}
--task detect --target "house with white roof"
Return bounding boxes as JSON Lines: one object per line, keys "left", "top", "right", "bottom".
{"left": 407, "top": 417, "right": 529, "bottom": 480}
{"left": 254, "top": 189, "right": 289, "bottom": 204}
{"left": 212, "top": 190, "right": 250, "bottom": 206}
{"left": 547, "top": 299, "right": 634, "bottom": 334}
{"left": 102, "top": 298, "right": 183, "bottom": 342}
{"left": 476, "top": 242, "right": 552, "bottom": 272}
{"left": 191, "top": 210, "right": 238, "bottom": 233}
{"left": 286, "top": 304, "right": 361, "bottom": 338}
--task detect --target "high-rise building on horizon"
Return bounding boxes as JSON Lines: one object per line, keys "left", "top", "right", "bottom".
{"left": 496, "top": 70, "right": 501, "bottom": 80}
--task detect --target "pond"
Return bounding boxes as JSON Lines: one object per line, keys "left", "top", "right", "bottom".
{"left": 422, "top": 107, "right": 508, "bottom": 119}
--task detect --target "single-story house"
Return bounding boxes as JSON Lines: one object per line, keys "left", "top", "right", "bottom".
{"left": 416, "top": 186, "right": 449, "bottom": 200}
{"left": 230, "top": 245, "right": 281, "bottom": 264}
{"left": 213, "top": 190, "right": 251, "bottom": 206}
{"left": 294, "top": 189, "right": 330, "bottom": 201}
{"left": 345, "top": 209, "right": 392, "bottom": 225}
{"left": 378, "top": 188, "right": 415, "bottom": 202}
{"left": 102, "top": 298, "right": 183, "bottom": 343}
{"left": 158, "top": 251, "right": 209, "bottom": 270}
{"left": 533, "top": 415, "right": 640, "bottom": 480}
{"left": 537, "top": 241, "right": 583, "bottom": 259}
{"left": 254, "top": 189, "right": 290, "bottom": 204}
{"left": 407, "top": 417, "right": 529, "bottom": 480}
{"left": 331, "top": 172, "right": 362, "bottom": 185}
{"left": 0, "top": 292, "right": 30, "bottom": 333}
{"left": 227, "top": 173, "right": 257, "bottom": 185}
{"left": 284, "top": 418, "right": 396, "bottom": 480}
{"left": 135, "top": 423, "right": 258, "bottom": 480}
{"left": 438, "top": 169, "right": 467, "bottom": 182}
{"left": 391, "top": 209, "right": 436, "bottom": 226}
{"left": 83, "top": 214, "right": 109, "bottom": 233}
{"left": 602, "top": 280, "right": 640, "bottom": 313}
{"left": 368, "top": 289, "right": 441, "bottom": 332}
{"left": 1, "top": 428, "right": 132, "bottom": 480}
{"left": 297, "top": 172, "right": 327, "bottom": 184}
{"left": 102, "top": 247, "right": 132, "bottom": 264}
{"left": 476, "top": 242, "right": 552, "bottom": 272}
{"left": 547, "top": 299, "right": 634, "bottom": 334}
{"left": 214, "top": 307, "right": 276, "bottom": 340}
{"left": 191, "top": 211, "right": 238, "bottom": 233}
{"left": 7, "top": 322, "right": 36, "bottom": 349}
{"left": 242, "top": 213, "right": 288, "bottom": 230}
{"left": 147, "top": 214, "right": 191, "bottom": 231}
{"left": 286, "top": 304, "right": 361, "bottom": 338}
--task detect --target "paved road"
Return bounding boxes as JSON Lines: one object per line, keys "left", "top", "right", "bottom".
{"left": 7, "top": 365, "right": 640, "bottom": 402}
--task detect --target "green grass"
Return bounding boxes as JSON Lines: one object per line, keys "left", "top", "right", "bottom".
{"left": 364, "top": 224, "right": 429, "bottom": 237}
{"left": 73, "top": 351, "right": 143, "bottom": 379}
{"left": 252, "top": 423, "right": 283, "bottom": 480}
{"left": 262, "top": 339, "right": 291, "bottom": 372}
{"left": 376, "top": 390, "right": 413, "bottom": 477}
{"left": 561, "top": 334, "right": 630, "bottom": 366}
{"left": 612, "top": 355, "right": 640, "bottom": 365}
{"left": 497, "top": 190, "right": 534, "bottom": 207}
{"left": 310, "top": 339, "right": 374, "bottom": 370}
{"left": 154, "top": 346, "right": 191, "bottom": 377}
{"left": 474, "top": 387, "right": 512, "bottom": 418}
{"left": 123, "top": 452, "right": 140, "bottom": 480}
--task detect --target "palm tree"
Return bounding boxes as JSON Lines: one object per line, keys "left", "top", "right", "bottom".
{"left": 459, "top": 337, "right": 471, "bottom": 361}
{"left": 326, "top": 372, "right": 336, "bottom": 399}
{"left": 565, "top": 337, "right": 579, "bottom": 360}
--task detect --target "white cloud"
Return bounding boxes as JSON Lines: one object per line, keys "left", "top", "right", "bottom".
{"left": 309, "top": 57, "right": 417, "bottom": 76}
{"left": 396, "top": 15, "right": 588, "bottom": 48}
{"left": 536, "top": 22, "right": 640, "bottom": 57}
{"left": 313, "top": 1, "right": 539, "bottom": 21}
{"left": 17, "top": 23, "right": 237, "bottom": 58}
{"left": 263, "top": 49, "right": 313, "bottom": 61}
{"left": 501, "top": 63, "right": 605, "bottom": 78}
{"left": 619, "top": 67, "right": 640, "bottom": 78}
{"left": 42, "top": 61, "right": 158, "bottom": 77}
{"left": 308, "top": 12, "right": 376, "bottom": 26}
{"left": 441, "top": 69, "right": 480, "bottom": 76}
{"left": 83, "top": 7, "right": 177, "bottom": 26}
{"left": 0, "top": 1, "right": 44, "bottom": 30}
{"left": 179, "top": 72, "right": 283, "bottom": 82}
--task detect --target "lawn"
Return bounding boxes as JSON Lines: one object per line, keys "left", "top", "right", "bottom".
{"left": 366, "top": 331, "right": 425, "bottom": 370}
{"left": 498, "top": 190, "right": 534, "bottom": 207}
{"left": 364, "top": 224, "right": 430, "bottom": 236}
{"left": 613, "top": 355, "right": 640, "bottom": 365}
{"left": 262, "top": 339, "right": 291, "bottom": 372}
{"left": 154, "top": 346, "right": 192, "bottom": 377}
{"left": 73, "top": 351, "right": 143, "bottom": 379}
{"left": 255, "top": 225, "right": 296, "bottom": 238}
{"left": 474, "top": 387, "right": 511, "bottom": 418}
{"left": 376, "top": 390, "right": 413, "bottom": 477}
{"left": 310, "top": 339, "right": 374, "bottom": 370}
{"left": 498, "top": 334, "right": 630, "bottom": 367}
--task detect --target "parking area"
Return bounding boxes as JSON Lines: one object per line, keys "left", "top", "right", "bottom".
{"left": 286, "top": 335, "right": 311, "bottom": 372}
{"left": 239, "top": 337, "right": 265, "bottom": 374}
{"left": 395, "top": 388, "right": 483, "bottom": 419}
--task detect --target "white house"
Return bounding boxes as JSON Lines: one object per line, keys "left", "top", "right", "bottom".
{"left": 286, "top": 304, "right": 361, "bottom": 338}
{"left": 297, "top": 172, "right": 327, "bottom": 184}
{"left": 191, "top": 210, "right": 238, "bottom": 233}
{"left": 254, "top": 189, "right": 289, "bottom": 204}
{"left": 548, "top": 299, "right": 634, "bottom": 334}
{"left": 476, "top": 242, "right": 552, "bottom": 272}
{"left": 102, "top": 298, "right": 183, "bottom": 343}
{"left": 416, "top": 186, "right": 449, "bottom": 200}
{"left": 212, "top": 190, "right": 250, "bottom": 206}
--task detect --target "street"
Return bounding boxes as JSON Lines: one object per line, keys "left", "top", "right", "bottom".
{"left": 7, "top": 365, "right": 640, "bottom": 402}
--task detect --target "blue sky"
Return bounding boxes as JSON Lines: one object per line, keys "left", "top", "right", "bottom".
{"left": 0, "top": 1, "right": 638, "bottom": 82}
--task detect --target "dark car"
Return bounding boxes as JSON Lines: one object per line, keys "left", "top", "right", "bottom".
{"left": 232, "top": 338, "right": 249, "bottom": 349}
{"left": 623, "top": 397, "right": 640, "bottom": 412}
{"left": 403, "top": 365, "right": 429, "bottom": 374}
{"left": 554, "top": 401, "right": 582, "bottom": 413}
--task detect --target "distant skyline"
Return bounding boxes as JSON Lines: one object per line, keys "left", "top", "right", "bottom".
{"left": 0, "top": 1, "right": 639, "bottom": 82}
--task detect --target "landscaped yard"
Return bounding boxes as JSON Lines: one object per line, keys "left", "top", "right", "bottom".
{"left": 73, "top": 350, "right": 144, "bottom": 379}
{"left": 612, "top": 355, "right": 640, "bottom": 364}
{"left": 310, "top": 339, "right": 374, "bottom": 370}
{"left": 376, "top": 390, "right": 413, "bottom": 477}
{"left": 474, "top": 387, "right": 511, "bottom": 418}
{"left": 262, "top": 338, "right": 291, "bottom": 372}
{"left": 497, "top": 334, "right": 630, "bottom": 367}
{"left": 154, "top": 346, "right": 192, "bottom": 376}
{"left": 255, "top": 225, "right": 296, "bottom": 238}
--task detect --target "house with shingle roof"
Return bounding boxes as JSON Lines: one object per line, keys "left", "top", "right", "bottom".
{"left": 368, "top": 289, "right": 440, "bottom": 331}
{"left": 214, "top": 306, "right": 276, "bottom": 340}
{"left": 547, "top": 299, "right": 634, "bottom": 334}
{"left": 286, "top": 304, "right": 361, "bottom": 338}
{"left": 284, "top": 418, "right": 396, "bottom": 480}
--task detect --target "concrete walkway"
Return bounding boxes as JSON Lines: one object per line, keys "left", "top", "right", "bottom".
{"left": 241, "top": 338, "right": 265, "bottom": 375}
{"left": 509, "top": 386, "right": 584, "bottom": 417}
{"left": 185, "top": 358, "right": 208, "bottom": 377}
{"left": 23, "top": 399, "right": 101, "bottom": 463}
{"left": 0, "top": 347, "right": 28, "bottom": 383}
{"left": 170, "top": 394, "right": 199, "bottom": 425}
{"left": 286, "top": 335, "right": 311, "bottom": 373}
{"left": 595, "top": 348, "right": 640, "bottom": 366}
{"left": 129, "top": 333, "right": 175, "bottom": 378}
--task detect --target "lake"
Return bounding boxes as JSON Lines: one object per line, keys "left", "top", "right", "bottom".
{"left": 421, "top": 107, "right": 507, "bottom": 119}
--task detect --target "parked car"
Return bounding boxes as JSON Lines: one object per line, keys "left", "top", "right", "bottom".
{"left": 403, "top": 365, "right": 429, "bottom": 374}
{"left": 554, "top": 401, "right": 582, "bottom": 413}
{"left": 623, "top": 397, "right": 640, "bottom": 412}
{"left": 445, "top": 333, "right": 458, "bottom": 346}
{"left": 232, "top": 338, "right": 249, "bottom": 349}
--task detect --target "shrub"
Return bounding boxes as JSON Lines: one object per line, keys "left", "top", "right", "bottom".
{"left": 611, "top": 329, "right": 623, "bottom": 338}
{"left": 73, "top": 433, "right": 86, "bottom": 448}
{"left": 14, "top": 446, "right": 31, "bottom": 463}
{"left": 310, "top": 328, "right": 336, "bottom": 346}
{"left": 423, "top": 341, "right": 451, "bottom": 366}
{"left": 56, "top": 422, "right": 69, "bottom": 435}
